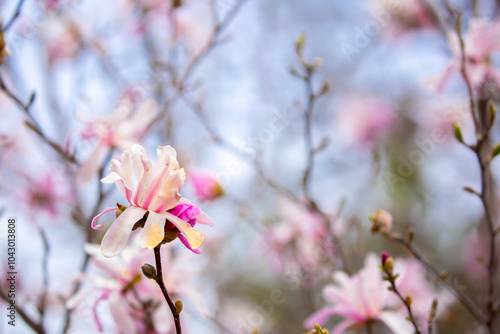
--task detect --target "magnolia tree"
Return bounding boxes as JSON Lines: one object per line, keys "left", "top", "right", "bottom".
{"left": 0, "top": 0, "right": 500, "bottom": 333}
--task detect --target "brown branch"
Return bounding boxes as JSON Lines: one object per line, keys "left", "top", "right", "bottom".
{"left": 382, "top": 231, "right": 488, "bottom": 325}
{"left": 154, "top": 245, "right": 182, "bottom": 334}
{"left": 0, "top": 288, "right": 45, "bottom": 334}
{"left": 455, "top": 14, "right": 499, "bottom": 333}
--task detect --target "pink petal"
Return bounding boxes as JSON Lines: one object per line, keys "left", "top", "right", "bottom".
{"left": 178, "top": 234, "right": 201, "bottom": 254}
{"left": 197, "top": 210, "right": 214, "bottom": 226}
{"left": 130, "top": 145, "right": 153, "bottom": 207}
{"left": 331, "top": 319, "right": 357, "bottom": 334}
{"left": 161, "top": 211, "right": 204, "bottom": 250}
{"left": 109, "top": 293, "right": 138, "bottom": 334}
{"left": 101, "top": 206, "right": 146, "bottom": 258}
{"left": 91, "top": 207, "right": 118, "bottom": 230}
{"left": 76, "top": 143, "right": 108, "bottom": 187}
{"left": 304, "top": 306, "right": 338, "bottom": 328}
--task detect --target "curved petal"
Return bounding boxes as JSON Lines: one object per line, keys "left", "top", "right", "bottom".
{"left": 91, "top": 207, "right": 118, "bottom": 230}
{"left": 140, "top": 211, "right": 166, "bottom": 249}
{"left": 332, "top": 319, "right": 357, "bottom": 334}
{"left": 76, "top": 143, "right": 108, "bottom": 187}
{"left": 101, "top": 151, "right": 134, "bottom": 203}
{"left": 101, "top": 206, "right": 146, "bottom": 257}
{"left": 130, "top": 145, "right": 153, "bottom": 207}
{"left": 197, "top": 210, "right": 214, "bottom": 226}
{"left": 161, "top": 211, "right": 204, "bottom": 250}
{"left": 380, "top": 311, "right": 414, "bottom": 334}
{"left": 304, "top": 306, "right": 338, "bottom": 328}
{"left": 178, "top": 234, "right": 201, "bottom": 254}
{"left": 109, "top": 293, "right": 137, "bottom": 334}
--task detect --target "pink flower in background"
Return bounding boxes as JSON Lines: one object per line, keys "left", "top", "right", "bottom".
{"left": 373, "top": 0, "right": 436, "bottom": 38}
{"left": 259, "top": 200, "right": 342, "bottom": 284}
{"left": 335, "top": 95, "right": 397, "bottom": 149}
{"left": 15, "top": 171, "right": 73, "bottom": 223}
{"left": 68, "top": 240, "right": 207, "bottom": 333}
{"left": 389, "top": 257, "right": 440, "bottom": 329}
{"left": 92, "top": 144, "right": 213, "bottom": 257}
{"left": 436, "top": 18, "right": 500, "bottom": 92}
{"left": 304, "top": 254, "right": 418, "bottom": 334}
{"left": 76, "top": 99, "right": 157, "bottom": 186}
{"left": 188, "top": 170, "right": 224, "bottom": 202}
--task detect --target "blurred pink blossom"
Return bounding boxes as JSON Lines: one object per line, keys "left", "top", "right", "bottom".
{"left": 305, "top": 253, "right": 439, "bottom": 334}
{"left": 76, "top": 99, "right": 157, "bottom": 186}
{"left": 435, "top": 18, "right": 500, "bottom": 92}
{"left": 188, "top": 170, "right": 224, "bottom": 202}
{"left": 92, "top": 144, "right": 213, "bottom": 257}
{"left": 17, "top": 172, "right": 71, "bottom": 221}
{"left": 68, "top": 240, "right": 207, "bottom": 333}
{"left": 259, "top": 200, "right": 343, "bottom": 285}
{"left": 335, "top": 94, "right": 398, "bottom": 149}
{"left": 373, "top": 0, "right": 436, "bottom": 38}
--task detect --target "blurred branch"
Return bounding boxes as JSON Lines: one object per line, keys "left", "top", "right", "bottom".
{"left": 381, "top": 255, "right": 422, "bottom": 334}
{"left": 428, "top": 299, "right": 438, "bottom": 334}
{"left": 0, "top": 76, "right": 76, "bottom": 163}
{"left": 455, "top": 14, "right": 499, "bottom": 333}
{"left": 3, "top": 0, "right": 26, "bottom": 32}
{"left": 37, "top": 228, "right": 49, "bottom": 318}
{"left": 381, "top": 230, "right": 488, "bottom": 325}
{"left": 0, "top": 287, "right": 45, "bottom": 334}
{"left": 178, "top": 0, "right": 249, "bottom": 88}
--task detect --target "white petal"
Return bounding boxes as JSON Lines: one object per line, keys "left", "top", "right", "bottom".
{"left": 101, "top": 207, "right": 146, "bottom": 258}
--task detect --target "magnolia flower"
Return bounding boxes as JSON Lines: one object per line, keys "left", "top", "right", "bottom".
{"left": 259, "top": 200, "right": 342, "bottom": 285}
{"left": 68, "top": 240, "right": 207, "bottom": 333}
{"left": 76, "top": 99, "right": 157, "bottom": 186}
{"left": 435, "top": 18, "right": 500, "bottom": 92}
{"left": 92, "top": 144, "right": 213, "bottom": 257}
{"left": 335, "top": 94, "right": 397, "bottom": 149}
{"left": 188, "top": 170, "right": 224, "bottom": 202}
{"left": 304, "top": 254, "right": 415, "bottom": 334}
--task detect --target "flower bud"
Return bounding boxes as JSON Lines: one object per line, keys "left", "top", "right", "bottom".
{"left": 381, "top": 252, "right": 394, "bottom": 271}
{"left": 141, "top": 263, "right": 157, "bottom": 280}
{"left": 175, "top": 300, "right": 183, "bottom": 314}
{"left": 369, "top": 209, "right": 392, "bottom": 233}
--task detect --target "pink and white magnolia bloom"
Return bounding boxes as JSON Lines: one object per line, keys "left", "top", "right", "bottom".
{"left": 68, "top": 240, "right": 207, "bottom": 333}
{"left": 188, "top": 170, "right": 224, "bottom": 202}
{"left": 76, "top": 99, "right": 157, "bottom": 186}
{"left": 435, "top": 18, "right": 500, "bottom": 92}
{"left": 304, "top": 254, "right": 418, "bottom": 334}
{"left": 92, "top": 144, "right": 213, "bottom": 257}
{"left": 335, "top": 94, "right": 398, "bottom": 149}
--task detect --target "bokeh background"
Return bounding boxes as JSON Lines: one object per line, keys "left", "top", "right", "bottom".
{"left": 0, "top": 0, "right": 499, "bottom": 333}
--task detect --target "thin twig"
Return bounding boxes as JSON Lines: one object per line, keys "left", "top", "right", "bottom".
{"left": 383, "top": 231, "right": 488, "bottom": 324}
{"left": 0, "top": 288, "right": 45, "bottom": 334}
{"left": 455, "top": 15, "right": 498, "bottom": 333}
{"left": 3, "top": 0, "right": 26, "bottom": 32}
{"left": 154, "top": 245, "right": 182, "bottom": 334}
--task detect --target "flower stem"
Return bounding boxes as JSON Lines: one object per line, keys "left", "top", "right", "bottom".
{"left": 154, "top": 245, "right": 182, "bottom": 334}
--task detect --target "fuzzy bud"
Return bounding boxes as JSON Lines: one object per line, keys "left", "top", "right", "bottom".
{"left": 141, "top": 264, "right": 157, "bottom": 280}
{"left": 369, "top": 209, "right": 393, "bottom": 233}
